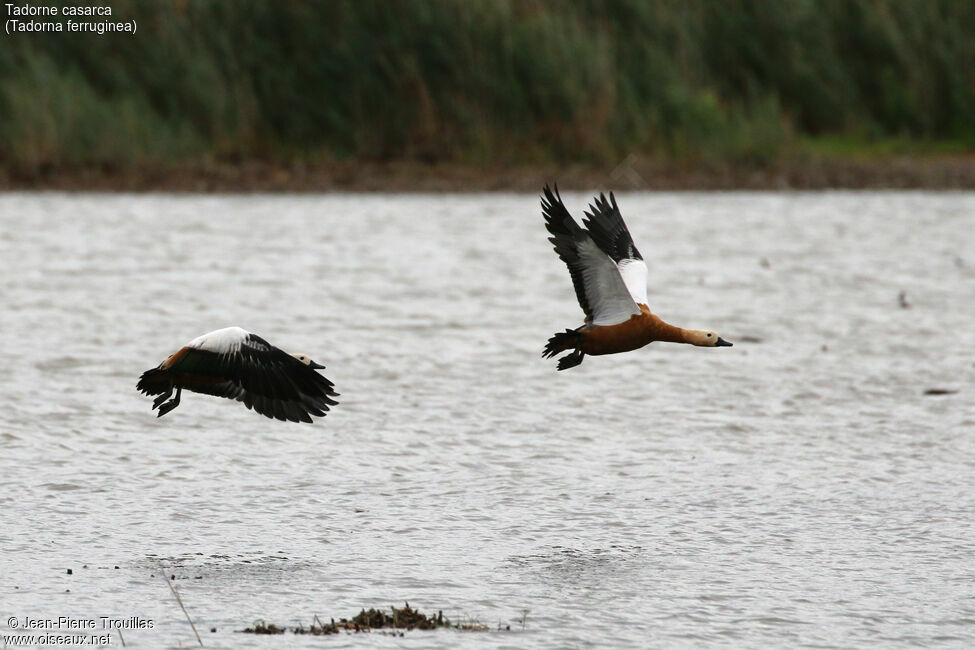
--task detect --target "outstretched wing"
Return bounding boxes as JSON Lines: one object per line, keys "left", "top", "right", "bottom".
{"left": 582, "top": 192, "right": 649, "bottom": 307}
{"left": 541, "top": 185, "right": 640, "bottom": 326}
{"left": 169, "top": 331, "right": 338, "bottom": 423}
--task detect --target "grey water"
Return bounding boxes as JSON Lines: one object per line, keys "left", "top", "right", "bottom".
{"left": 0, "top": 191, "right": 973, "bottom": 648}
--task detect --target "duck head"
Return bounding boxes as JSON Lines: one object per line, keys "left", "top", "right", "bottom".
{"left": 291, "top": 353, "right": 327, "bottom": 369}
{"left": 685, "top": 330, "right": 733, "bottom": 348}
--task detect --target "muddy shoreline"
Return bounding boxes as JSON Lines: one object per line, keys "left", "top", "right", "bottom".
{"left": 3, "top": 155, "right": 975, "bottom": 193}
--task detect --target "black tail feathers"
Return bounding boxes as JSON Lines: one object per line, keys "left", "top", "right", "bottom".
{"left": 136, "top": 367, "right": 171, "bottom": 396}
{"left": 543, "top": 329, "right": 579, "bottom": 358}
{"left": 543, "top": 329, "right": 585, "bottom": 371}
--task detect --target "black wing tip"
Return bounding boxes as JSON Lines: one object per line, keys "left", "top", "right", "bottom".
{"left": 581, "top": 190, "right": 642, "bottom": 262}
{"left": 541, "top": 183, "right": 571, "bottom": 214}
{"left": 541, "top": 182, "right": 560, "bottom": 198}
{"left": 587, "top": 191, "right": 616, "bottom": 217}
{"left": 593, "top": 190, "right": 617, "bottom": 208}
{"left": 540, "top": 184, "right": 563, "bottom": 216}
{"left": 250, "top": 396, "right": 336, "bottom": 423}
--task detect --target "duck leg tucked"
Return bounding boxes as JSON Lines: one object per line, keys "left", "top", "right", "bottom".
{"left": 156, "top": 387, "right": 181, "bottom": 417}
{"left": 557, "top": 348, "right": 585, "bottom": 371}
{"left": 152, "top": 382, "right": 173, "bottom": 410}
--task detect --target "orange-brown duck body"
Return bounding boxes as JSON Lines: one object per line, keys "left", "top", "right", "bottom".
{"left": 578, "top": 305, "right": 687, "bottom": 356}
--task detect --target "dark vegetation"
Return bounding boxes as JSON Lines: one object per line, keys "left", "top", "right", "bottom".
{"left": 1, "top": 0, "right": 973, "bottom": 187}
{"left": 240, "top": 603, "right": 490, "bottom": 635}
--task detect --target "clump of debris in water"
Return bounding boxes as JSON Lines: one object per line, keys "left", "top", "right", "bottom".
{"left": 241, "top": 602, "right": 495, "bottom": 636}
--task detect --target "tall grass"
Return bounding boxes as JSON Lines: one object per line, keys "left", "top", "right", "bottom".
{"left": 1, "top": 0, "right": 973, "bottom": 175}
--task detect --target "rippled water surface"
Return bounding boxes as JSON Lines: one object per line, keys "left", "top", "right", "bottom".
{"left": 1, "top": 191, "right": 973, "bottom": 648}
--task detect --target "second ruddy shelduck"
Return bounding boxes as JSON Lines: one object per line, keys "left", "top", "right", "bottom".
{"left": 137, "top": 327, "right": 338, "bottom": 422}
{"left": 541, "top": 185, "right": 732, "bottom": 370}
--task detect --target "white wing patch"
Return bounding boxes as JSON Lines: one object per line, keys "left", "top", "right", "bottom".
{"left": 576, "top": 237, "right": 640, "bottom": 326}
{"left": 617, "top": 258, "right": 648, "bottom": 306}
{"left": 187, "top": 326, "right": 249, "bottom": 354}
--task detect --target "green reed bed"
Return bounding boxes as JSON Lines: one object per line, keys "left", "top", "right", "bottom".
{"left": 2, "top": 0, "right": 973, "bottom": 177}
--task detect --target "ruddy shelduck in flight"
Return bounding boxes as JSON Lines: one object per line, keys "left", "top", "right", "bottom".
{"left": 137, "top": 327, "right": 338, "bottom": 422}
{"left": 541, "top": 185, "right": 732, "bottom": 370}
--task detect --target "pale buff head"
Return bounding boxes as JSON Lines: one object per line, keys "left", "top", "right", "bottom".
{"left": 684, "top": 329, "right": 733, "bottom": 348}
{"left": 290, "top": 353, "right": 326, "bottom": 369}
